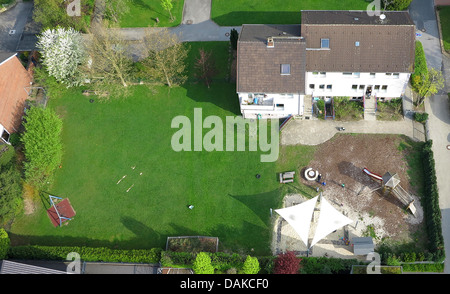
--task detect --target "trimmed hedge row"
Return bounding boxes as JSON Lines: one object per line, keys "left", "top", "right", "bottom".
{"left": 8, "top": 245, "right": 162, "bottom": 264}
{"left": 421, "top": 140, "right": 445, "bottom": 262}
{"left": 411, "top": 41, "right": 428, "bottom": 93}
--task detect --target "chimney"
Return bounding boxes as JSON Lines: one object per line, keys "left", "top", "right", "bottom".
{"left": 267, "top": 37, "right": 274, "bottom": 48}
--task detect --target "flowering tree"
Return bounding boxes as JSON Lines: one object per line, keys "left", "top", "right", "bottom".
{"left": 37, "top": 27, "right": 86, "bottom": 87}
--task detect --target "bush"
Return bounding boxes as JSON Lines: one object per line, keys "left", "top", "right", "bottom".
{"left": 242, "top": 255, "right": 260, "bottom": 274}
{"left": 273, "top": 251, "right": 300, "bottom": 274}
{"left": 0, "top": 229, "right": 10, "bottom": 259}
{"left": 21, "top": 106, "right": 63, "bottom": 189}
{"left": 411, "top": 41, "right": 428, "bottom": 93}
{"left": 414, "top": 112, "right": 429, "bottom": 123}
{"left": 192, "top": 252, "right": 215, "bottom": 274}
{"left": 8, "top": 245, "right": 162, "bottom": 263}
{"left": 384, "top": 0, "right": 413, "bottom": 10}
{"left": 230, "top": 29, "right": 238, "bottom": 50}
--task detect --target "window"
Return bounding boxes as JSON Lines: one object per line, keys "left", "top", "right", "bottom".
{"left": 309, "top": 84, "right": 315, "bottom": 89}
{"left": 374, "top": 85, "right": 380, "bottom": 90}
{"left": 370, "top": 73, "right": 376, "bottom": 78}
{"left": 359, "top": 85, "right": 365, "bottom": 90}
{"left": 326, "top": 85, "right": 332, "bottom": 91}
{"left": 352, "top": 85, "right": 358, "bottom": 91}
{"left": 312, "top": 71, "right": 319, "bottom": 75}
{"left": 281, "top": 64, "right": 290, "bottom": 75}
{"left": 355, "top": 41, "right": 360, "bottom": 47}
{"left": 393, "top": 73, "right": 400, "bottom": 79}
{"left": 353, "top": 72, "right": 360, "bottom": 78}
{"left": 382, "top": 85, "right": 388, "bottom": 91}
{"left": 343, "top": 72, "right": 352, "bottom": 76}
{"left": 319, "top": 72, "right": 326, "bottom": 77}
{"left": 385, "top": 73, "right": 392, "bottom": 77}
{"left": 321, "top": 38, "right": 330, "bottom": 48}
{"left": 319, "top": 84, "right": 325, "bottom": 90}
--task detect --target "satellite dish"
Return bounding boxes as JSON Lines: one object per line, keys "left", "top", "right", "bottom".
{"left": 380, "top": 14, "right": 386, "bottom": 20}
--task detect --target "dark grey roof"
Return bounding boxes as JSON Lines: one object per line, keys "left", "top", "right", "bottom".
{"left": 0, "top": 260, "right": 67, "bottom": 274}
{"left": 301, "top": 11, "right": 416, "bottom": 73}
{"left": 237, "top": 24, "right": 306, "bottom": 94}
{"left": 0, "top": 52, "right": 16, "bottom": 65}
{"left": 301, "top": 10, "right": 415, "bottom": 26}
{"left": 238, "top": 24, "right": 302, "bottom": 42}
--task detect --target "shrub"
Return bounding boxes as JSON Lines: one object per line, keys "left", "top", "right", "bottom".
{"left": 414, "top": 112, "right": 428, "bottom": 123}
{"left": 273, "top": 251, "right": 300, "bottom": 274}
{"left": 192, "top": 252, "right": 215, "bottom": 274}
{"left": 230, "top": 28, "right": 238, "bottom": 50}
{"left": 21, "top": 106, "right": 63, "bottom": 189}
{"left": 411, "top": 41, "right": 428, "bottom": 93}
{"left": 0, "top": 229, "right": 10, "bottom": 259}
{"left": 384, "top": 0, "right": 413, "bottom": 10}
{"left": 242, "top": 255, "right": 260, "bottom": 274}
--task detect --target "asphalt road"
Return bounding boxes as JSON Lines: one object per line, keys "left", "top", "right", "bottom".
{"left": 0, "top": 1, "right": 33, "bottom": 52}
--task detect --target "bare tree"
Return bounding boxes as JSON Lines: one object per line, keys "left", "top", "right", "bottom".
{"left": 194, "top": 48, "right": 218, "bottom": 88}
{"left": 141, "top": 28, "right": 188, "bottom": 87}
{"left": 103, "top": 0, "right": 130, "bottom": 23}
{"left": 84, "top": 22, "right": 134, "bottom": 97}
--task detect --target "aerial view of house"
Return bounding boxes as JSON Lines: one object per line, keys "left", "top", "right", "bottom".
{"left": 0, "top": 0, "right": 449, "bottom": 284}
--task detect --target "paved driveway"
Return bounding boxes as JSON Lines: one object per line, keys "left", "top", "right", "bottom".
{"left": 0, "top": 1, "right": 33, "bottom": 52}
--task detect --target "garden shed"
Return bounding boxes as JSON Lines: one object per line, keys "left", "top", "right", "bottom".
{"left": 352, "top": 237, "right": 374, "bottom": 255}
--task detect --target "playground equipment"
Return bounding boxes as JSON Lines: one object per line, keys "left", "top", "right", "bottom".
{"left": 46, "top": 195, "right": 76, "bottom": 227}
{"left": 304, "top": 167, "right": 319, "bottom": 181}
{"left": 279, "top": 171, "right": 295, "bottom": 183}
{"left": 363, "top": 168, "right": 417, "bottom": 216}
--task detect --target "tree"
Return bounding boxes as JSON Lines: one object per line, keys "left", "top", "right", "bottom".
{"left": 84, "top": 22, "right": 134, "bottom": 97}
{"left": 0, "top": 228, "right": 10, "bottom": 259}
{"left": 161, "top": 0, "right": 174, "bottom": 22}
{"left": 0, "top": 156, "right": 23, "bottom": 225}
{"left": 192, "top": 252, "right": 215, "bottom": 274}
{"left": 230, "top": 28, "right": 238, "bottom": 50}
{"left": 416, "top": 67, "right": 445, "bottom": 106}
{"left": 141, "top": 28, "right": 188, "bottom": 87}
{"left": 36, "top": 27, "right": 86, "bottom": 88}
{"left": 273, "top": 251, "right": 300, "bottom": 274}
{"left": 104, "top": 0, "right": 130, "bottom": 23}
{"left": 21, "top": 106, "right": 63, "bottom": 189}
{"left": 242, "top": 255, "right": 260, "bottom": 274}
{"left": 384, "top": 0, "right": 413, "bottom": 10}
{"left": 194, "top": 48, "right": 218, "bottom": 88}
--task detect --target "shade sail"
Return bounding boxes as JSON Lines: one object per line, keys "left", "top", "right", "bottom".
{"left": 310, "top": 197, "right": 353, "bottom": 248}
{"left": 275, "top": 196, "right": 318, "bottom": 247}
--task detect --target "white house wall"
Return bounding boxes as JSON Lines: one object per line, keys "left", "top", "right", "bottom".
{"left": 238, "top": 93, "right": 303, "bottom": 119}
{"left": 305, "top": 72, "right": 410, "bottom": 99}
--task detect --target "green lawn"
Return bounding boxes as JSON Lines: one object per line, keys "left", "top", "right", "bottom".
{"left": 438, "top": 6, "right": 450, "bottom": 53}
{"left": 211, "top": 0, "right": 370, "bottom": 26}
{"left": 119, "top": 0, "right": 184, "bottom": 28}
{"left": 9, "top": 42, "right": 316, "bottom": 256}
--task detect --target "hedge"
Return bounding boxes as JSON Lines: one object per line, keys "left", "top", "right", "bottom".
{"left": 0, "top": 229, "right": 10, "bottom": 259}
{"left": 421, "top": 140, "right": 445, "bottom": 262}
{"left": 410, "top": 41, "right": 428, "bottom": 93}
{"left": 8, "top": 245, "right": 162, "bottom": 264}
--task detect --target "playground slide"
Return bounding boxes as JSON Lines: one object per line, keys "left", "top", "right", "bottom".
{"left": 363, "top": 168, "right": 382, "bottom": 181}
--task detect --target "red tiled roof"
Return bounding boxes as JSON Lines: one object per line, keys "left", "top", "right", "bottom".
{"left": 0, "top": 54, "right": 32, "bottom": 133}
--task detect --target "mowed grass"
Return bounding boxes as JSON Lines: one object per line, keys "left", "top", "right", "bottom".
{"left": 439, "top": 6, "right": 450, "bottom": 53}
{"left": 211, "top": 0, "right": 370, "bottom": 26}
{"left": 9, "top": 42, "right": 317, "bottom": 255}
{"left": 119, "top": 0, "right": 184, "bottom": 28}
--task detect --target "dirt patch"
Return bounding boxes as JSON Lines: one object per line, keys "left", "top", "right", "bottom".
{"left": 272, "top": 134, "right": 425, "bottom": 256}
{"left": 301, "top": 134, "right": 423, "bottom": 243}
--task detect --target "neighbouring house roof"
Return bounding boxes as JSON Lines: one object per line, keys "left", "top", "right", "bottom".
{"left": 301, "top": 10, "right": 416, "bottom": 73}
{"left": 236, "top": 24, "right": 306, "bottom": 94}
{"left": 0, "top": 52, "right": 32, "bottom": 133}
{"left": 0, "top": 260, "right": 66, "bottom": 274}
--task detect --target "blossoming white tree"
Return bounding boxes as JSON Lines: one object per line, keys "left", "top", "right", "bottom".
{"left": 37, "top": 27, "right": 86, "bottom": 87}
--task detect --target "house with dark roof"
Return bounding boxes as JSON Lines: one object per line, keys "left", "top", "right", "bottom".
{"left": 236, "top": 10, "right": 416, "bottom": 119}
{"left": 0, "top": 52, "right": 32, "bottom": 144}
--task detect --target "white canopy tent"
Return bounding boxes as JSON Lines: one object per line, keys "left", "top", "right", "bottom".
{"left": 275, "top": 194, "right": 353, "bottom": 249}
{"left": 275, "top": 196, "right": 318, "bottom": 247}
{"left": 309, "top": 197, "right": 353, "bottom": 247}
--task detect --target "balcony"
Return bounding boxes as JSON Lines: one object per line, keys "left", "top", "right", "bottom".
{"left": 240, "top": 96, "right": 274, "bottom": 111}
